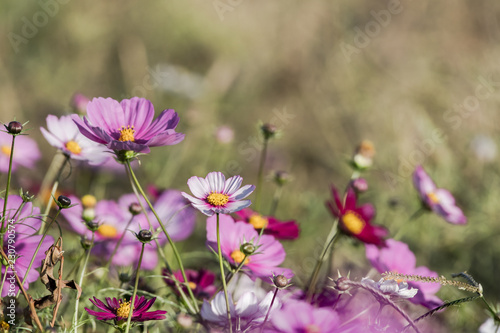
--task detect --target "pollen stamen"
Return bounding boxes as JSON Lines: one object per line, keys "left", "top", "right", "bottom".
{"left": 65, "top": 140, "right": 82, "bottom": 154}
{"left": 97, "top": 224, "right": 118, "bottom": 238}
{"left": 206, "top": 192, "right": 229, "bottom": 207}
{"left": 231, "top": 250, "right": 250, "bottom": 265}
{"left": 341, "top": 211, "right": 366, "bottom": 235}
{"left": 249, "top": 214, "right": 268, "bottom": 229}
{"left": 116, "top": 300, "right": 131, "bottom": 318}
{"left": 118, "top": 125, "right": 136, "bottom": 142}
{"left": 1, "top": 146, "right": 11, "bottom": 156}
{"left": 427, "top": 192, "right": 440, "bottom": 204}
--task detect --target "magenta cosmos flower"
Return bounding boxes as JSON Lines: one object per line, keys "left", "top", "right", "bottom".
{"left": 1, "top": 195, "right": 53, "bottom": 297}
{"left": 182, "top": 172, "right": 255, "bottom": 216}
{"left": 327, "top": 186, "right": 387, "bottom": 246}
{"left": 163, "top": 268, "right": 216, "bottom": 300}
{"left": 413, "top": 165, "right": 467, "bottom": 224}
{"left": 40, "top": 115, "right": 110, "bottom": 164}
{"left": 235, "top": 208, "right": 300, "bottom": 240}
{"left": 366, "top": 238, "right": 442, "bottom": 308}
{"left": 206, "top": 214, "right": 292, "bottom": 280}
{"left": 72, "top": 97, "right": 184, "bottom": 154}
{"left": 271, "top": 301, "right": 340, "bottom": 333}
{"left": 85, "top": 295, "right": 167, "bottom": 323}
{"left": 0, "top": 131, "right": 40, "bottom": 173}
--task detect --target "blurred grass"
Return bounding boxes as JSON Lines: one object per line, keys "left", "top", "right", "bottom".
{"left": 2, "top": 0, "right": 500, "bottom": 331}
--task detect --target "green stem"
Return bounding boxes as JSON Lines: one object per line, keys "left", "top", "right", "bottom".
{"left": 103, "top": 216, "right": 135, "bottom": 274}
{"left": 1, "top": 134, "right": 17, "bottom": 244}
{"left": 17, "top": 207, "right": 62, "bottom": 298}
{"left": 216, "top": 213, "right": 232, "bottom": 333}
{"left": 124, "top": 159, "right": 199, "bottom": 313}
{"left": 210, "top": 254, "right": 249, "bottom": 299}
{"left": 306, "top": 219, "right": 340, "bottom": 302}
{"left": 73, "top": 231, "right": 94, "bottom": 333}
{"left": 124, "top": 242, "right": 145, "bottom": 333}
{"left": 481, "top": 296, "right": 500, "bottom": 322}
{"left": 254, "top": 138, "right": 269, "bottom": 211}
{"left": 269, "top": 185, "right": 283, "bottom": 216}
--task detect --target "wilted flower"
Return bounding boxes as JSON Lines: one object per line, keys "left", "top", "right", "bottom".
{"left": 0, "top": 131, "right": 40, "bottom": 173}
{"left": 40, "top": 115, "right": 110, "bottom": 164}
{"left": 235, "top": 208, "right": 299, "bottom": 240}
{"left": 72, "top": 97, "right": 184, "bottom": 154}
{"left": 182, "top": 172, "right": 255, "bottom": 216}
{"left": 327, "top": 186, "right": 387, "bottom": 246}
{"left": 412, "top": 165, "right": 467, "bottom": 225}
{"left": 85, "top": 295, "right": 167, "bottom": 323}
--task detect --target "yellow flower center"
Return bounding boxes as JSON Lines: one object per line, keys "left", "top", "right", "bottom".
{"left": 116, "top": 300, "right": 131, "bottom": 318}
{"left": 231, "top": 250, "right": 250, "bottom": 265}
{"left": 118, "top": 125, "right": 136, "bottom": 142}
{"left": 1, "top": 146, "right": 11, "bottom": 156}
{"left": 306, "top": 324, "right": 320, "bottom": 333}
{"left": 249, "top": 214, "right": 268, "bottom": 229}
{"left": 81, "top": 194, "right": 97, "bottom": 208}
{"left": 206, "top": 192, "right": 229, "bottom": 206}
{"left": 97, "top": 224, "right": 118, "bottom": 238}
{"left": 341, "top": 211, "right": 366, "bottom": 235}
{"left": 188, "top": 282, "right": 197, "bottom": 290}
{"left": 65, "top": 140, "right": 82, "bottom": 154}
{"left": 427, "top": 192, "right": 440, "bottom": 204}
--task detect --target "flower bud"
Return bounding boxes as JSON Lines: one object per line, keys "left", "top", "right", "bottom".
{"left": 119, "top": 272, "right": 132, "bottom": 283}
{"left": 137, "top": 229, "right": 153, "bottom": 242}
{"left": 215, "top": 126, "right": 234, "bottom": 144}
{"left": 85, "top": 220, "right": 100, "bottom": 232}
{"left": 334, "top": 277, "right": 352, "bottom": 292}
{"left": 350, "top": 178, "right": 368, "bottom": 194}
{"left": 352, "top": 140, "right": 375, "bottom": 170}
{"left": 129, "top": 202, "right": 142, "bottom": 215}
{"left": 57, "top": 195, "right": 71, "bottom": 208}
{"left": 82, "top": 208, "right": 96, "bottom": 223}
{"left": 240, "top": 242, "right": 256, "bottom": 256}
{"left": 273, "top": 274, "right": 289, "bottom": 289}
{"left": 6, "top": 121, "right": 22, "bottom": 134}
{"left": 71, "top": 93, "right": 90, "bottom": 114}
{"left": 20, "top": 189, "right": 34, "bottom": 203}
{"left": 80, "top": 237, "right": 93, "bottom": 250}
{"left": 81, "top": 194, "right": 97, "bottom": 209}
{"left": 261, "top": 123, "right": 277, "bottom": 140}
{"left": 273, "top": 170, "right": 291, "bottom": 186}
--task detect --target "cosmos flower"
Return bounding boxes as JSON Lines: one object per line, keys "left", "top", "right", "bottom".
{"left": 235, "top": 208, "right": 299, "bottom": 240}
{"left": 85, "top": 295, "right": 167, "bottom": 323}
{"left": 163, "top": 268, "right": 216, "bottom": 300}
{"left": 200, "top": 290, "right": 281, "bottom": 331}
{"left": 72, "top": 97, "right": 184, "bottom": 154}
{"left": 1, "top": 195, "right": 53, "bottom": 297}
{"left": 271, "top": 301, "right": 340, "bottom": 333}
{"left": 0, "top": 131, "right": 40, "bottom": 173}
{"left": 206, "top": 214, "right": 292, "bottom": 280}
{"left": 182, "top": 172, "right": 255, "bottom": 216}
{"left": 412, "top": 165, "right": 467, "bottom": 225}
{"left": 326, "top": 186, "right": 387, "bottom": 246}
{"left": 360, "top": 277, "right": 418, "bottom": 299}
{"left": 366, "top": 239, "right": 442, "bottom": 308}
{"left": 40, "top": 114, "right": 110, "bottom": 164}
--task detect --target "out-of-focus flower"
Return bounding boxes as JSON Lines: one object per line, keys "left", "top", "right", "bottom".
{"left": 366, "top": 239, "right": 442, "bottom": 308}
{"left": 361, "top": 277, "right": 418, "bottom": 299}
{"left": 479, "top": 316, "right": 500, "bottom": 333}
{"left": 412, "top": 165, "right": 467, "bottom": 225}
{"left": 85, "top": 296, "right": 166, "bottom": 323}
{"left": 235, "top": 208, "right": 299, "bottom": 240}
{"left": 201, "top": 290, "right": 281, "bottom": 331}
{"left": 206, "top": 214, "right": 292, "bottom": 280}
{"left": 40, "top": 115, "right": 110, "bottom": 164}
{"left": 215, "top": 125, "right": 234, "bottom": 144}
{"left": 271, "top": 301, "right": 340, "bottom": 333}
{"left": 471, "top": 134, "right": 497, "bottom": 162}
{"left": 71, "top": 93, "right": 90, "bottom": 114}
{"left": 163, "top": 268, "right": 216, "bottom": 300}
{"left": 350, "top": 177, "right": 368, "bottom": 194}
{"left": 0, "top": 131, "right": 40, "bottom": 173}
{"left": 352, "top": 140, "right": 375, "bottom": 170}
{"left": 72, "top": 97, "right": 184, "bottom": 154}
{"left": 327, "top": 186, "right": 387, "bottom": 246}
{"left": 182, "top": 172, "right": 255, "bottom": 216}
{"left": 1, "top": 195, "right": 53, "bottom": 297}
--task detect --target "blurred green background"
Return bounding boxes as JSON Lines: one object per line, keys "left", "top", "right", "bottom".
{"left": 2, "top": 0, "right": 500, "bottom": 331}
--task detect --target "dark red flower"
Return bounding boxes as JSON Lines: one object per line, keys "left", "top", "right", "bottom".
{"left": 85, "top": 296, "right": 166, "bottom": 323}
{"left": 326, "top": 186, "right": 387, "bottom": 246}
{"left": 163, "top": 268, "right": 217, "bottom": 300}
{"left": 235, "top": 208, "right": 300, "bottom": 240}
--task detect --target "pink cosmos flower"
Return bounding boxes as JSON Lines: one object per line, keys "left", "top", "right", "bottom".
{"left": 327, "top": 186, "right": 387, "bottom": 246}
{"left": 235, "top": 208, "right": 299, "bottom": 240}
{"left": 366, "top": 238, "right": 442, "bottom": 308}
{"left": 163, "top": 268, "right": 216, "bottom": 300}
{"left": 271, "top": 301, "right": 340, "bottom": 333}
{"left": 206, "top": 214, "right": 292, "bottom": 280}
{"left": 413, "top": 165, "right": 467, "bottom": 224}
{"left": 85, "top": 295, "right": 166, "bottom": 323}
{"left": 40, "top": 115, "right": 110, "bottom": 164}
{"left": 182, "top": 172, "right": 255, "bottom": 216}
{"left": 72, "top": 97, "right": 184, "bottom": 153}
{"left": 1, "top": 195, "right": 54, "bottom": 297}
{"left": 0, "top": 131, "right": 40, "bottom": 173}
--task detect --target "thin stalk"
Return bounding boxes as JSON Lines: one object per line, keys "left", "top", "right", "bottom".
{"left": 124, "top": 242, "right": 145, "bottom": 333}
{"left": 73, "top": 231, "right": 95, "bottom": 333}
{"left": 125, "top": 160, "right": 199, "bottom": 312}
{"left": 17, "top": 207, "right": 62, "bottom": 298}
{"left": 259, "top": 288, "right": 278, "bottom": 333}
{"left": 254, "top": 138, "right": 269, "bottom": 211}
{"left": 1, "top": 134, "right": 16, "bottom": 243}
{"left": 306, "top": 220, "right": 340, "bottom": 302}
{"left": 210, "top": 254, "right": 249, "bottom": 299}
{"left": 269, "top": 185, "right": 283, "bottom": 216}
{"left": 481, "top": 296, "right": 500, "bottom": 322}
{"left": 103, "top": 215, "right": 135, "bottom": 274}
{"left": 216, "top": 213, "right": 232, "bottom": 333}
